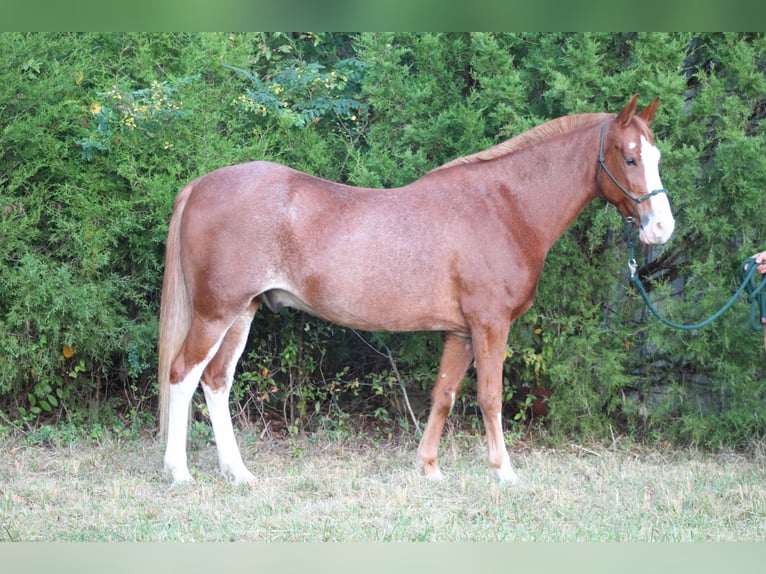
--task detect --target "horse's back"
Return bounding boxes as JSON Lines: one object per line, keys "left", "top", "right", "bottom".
{"left": 175, "top": 160, "right": 475, "bottom": 331}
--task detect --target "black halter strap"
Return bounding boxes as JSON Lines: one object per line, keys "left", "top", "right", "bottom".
{"left": 597, "top": 120, "right": 668, "bottom": 213}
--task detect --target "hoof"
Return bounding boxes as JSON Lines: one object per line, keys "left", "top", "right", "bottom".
{"left": 222, "top": 462, "right": 256, "bottom": 485}
{"left": 169, "top": 474, "right": 195, "bottom": 489}
{"left": 493, "top": 465, "right": 521, "bottom": 486}
{"left": 231, "top": 470, "right": 256, "bottom": 486}
{"left": 418, "top": 459, "right": 445, "bottom": 481}
{"left": 165, "top": 460, "right": 194, "bottom": 487}
{"left": 424, "top": 468, "right": 445, "bottom": 481}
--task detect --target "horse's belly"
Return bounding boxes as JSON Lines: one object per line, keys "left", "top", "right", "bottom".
{"left": 260, "top": 284, "right": 466, "bottom": 334}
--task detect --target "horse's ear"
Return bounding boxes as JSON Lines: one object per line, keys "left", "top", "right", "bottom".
{"left": 616, "top": 94, "right": 640, "bottom": 127}
{"left": 638, "top": 97, "right": 660, "bottom": 125}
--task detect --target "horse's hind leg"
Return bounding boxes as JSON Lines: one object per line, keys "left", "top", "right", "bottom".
{"left": 164, "top": 317, "right": 231, "bottom": 485}
{"left": 417, "top": 333, "right": 474, "bottom": 480}
{"left": 200, "top": 301, "right": 259, "bottom": 484}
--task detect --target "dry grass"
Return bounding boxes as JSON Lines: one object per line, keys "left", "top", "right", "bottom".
{"left": 2, "top": 428, "right": 766, "bottom": 542}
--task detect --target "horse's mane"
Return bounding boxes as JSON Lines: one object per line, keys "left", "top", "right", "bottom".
{"left": 431, "top": 112, "right": 613, "bottom": 172}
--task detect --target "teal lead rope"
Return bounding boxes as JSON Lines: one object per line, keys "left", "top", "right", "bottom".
{"left": 625, "top": 219, "right": 766, "bottom": 332}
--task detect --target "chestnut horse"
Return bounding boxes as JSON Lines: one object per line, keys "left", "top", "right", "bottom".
{"left": 158, "top": 94, "right": 675, "bottom": 485}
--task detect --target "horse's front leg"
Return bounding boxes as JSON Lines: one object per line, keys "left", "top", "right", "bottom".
{"left": 417, "top": 333, "right": 474, "bottom": 479}
{"left": 473, "top": 323, "right": 520, "bottom": 485}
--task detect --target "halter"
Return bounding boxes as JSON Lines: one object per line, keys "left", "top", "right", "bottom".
{"left": 597, "top": 120, "right": 669, "bottom": 219}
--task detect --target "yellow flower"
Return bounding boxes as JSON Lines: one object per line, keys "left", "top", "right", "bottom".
{"left": 89, "top": 103, "right": 102, "bottom": 115}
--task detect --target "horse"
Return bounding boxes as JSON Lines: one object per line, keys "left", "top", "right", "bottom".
{"left": 158, "top": 94, "right": 675, "bottom": 486}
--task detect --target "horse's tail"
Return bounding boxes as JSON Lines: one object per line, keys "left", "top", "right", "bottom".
{"left": 158, "top": 183, "right": 194, "bottom": 440}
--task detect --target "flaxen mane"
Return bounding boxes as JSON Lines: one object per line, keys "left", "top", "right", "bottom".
{"left": 432, "top": 112, "right": 613, "bottom": 172}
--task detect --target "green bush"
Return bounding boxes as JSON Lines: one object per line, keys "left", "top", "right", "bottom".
{"left": 1, "top": 33, "right": 765, "bottom": 448}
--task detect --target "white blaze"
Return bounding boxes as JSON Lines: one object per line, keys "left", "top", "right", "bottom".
{"left": 639, "top": 135, "right": 675, "bottom": 244}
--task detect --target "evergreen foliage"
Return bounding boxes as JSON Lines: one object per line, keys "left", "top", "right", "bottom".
{"left": 1, "top": 33, "right": 764, "bottom": 446}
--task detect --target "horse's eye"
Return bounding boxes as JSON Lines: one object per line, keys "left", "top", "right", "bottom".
{"left": 625, "top": 157, "right": 638, "bottom": 167}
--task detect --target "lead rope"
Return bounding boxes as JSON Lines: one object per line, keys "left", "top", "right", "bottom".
{"left": 625, "top": 218, "right": 766, "bottom": 331}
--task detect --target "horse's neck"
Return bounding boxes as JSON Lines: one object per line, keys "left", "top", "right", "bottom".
{"left": 494, "top": 125, "right": 601, "bottom": 253}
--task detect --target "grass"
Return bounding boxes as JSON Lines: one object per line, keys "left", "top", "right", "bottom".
{"left": 2, "top": 426, "right": 766, "bottom": 542}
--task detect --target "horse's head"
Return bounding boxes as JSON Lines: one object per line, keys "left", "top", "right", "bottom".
{"left": 598, "top": 94, "right": 675, "bottom": 245}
